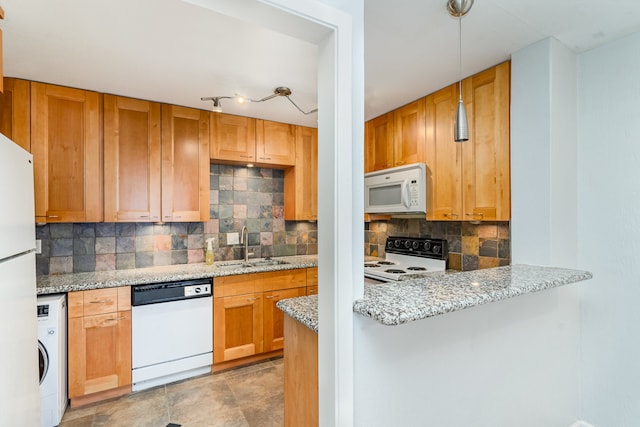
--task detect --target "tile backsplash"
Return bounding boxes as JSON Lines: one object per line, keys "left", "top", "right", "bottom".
{"left": 36, "top": 164, "right": 318, "bottom": 275}
{"left": 365, "top": 219, "right": 510, "bottom": 271}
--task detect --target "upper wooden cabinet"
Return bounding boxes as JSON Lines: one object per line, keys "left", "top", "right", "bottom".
{"left": 104, "top": 95, "right": 162, "bottom": 222}
{"left": 31, "top": 82, "right": 103, "bottom": 223}
{"left": 256, "top": 119, "right": 296, "bottom": 166}
{"left": 210, "top": 114, "right": 295, "bottom": 167}
{"left": 461, "top": 61, "right": 511, "bottom": 221}
{"left": 425, "top": 85, "right": 461, "bottom": 220}
{"left": 161, "top": 104, "right": 210, "bottom": 222}
{"left": 284, "top": 126, "right": 318, "bottom": 221}
{"left": 365, "top": 99, "right": 426, "bottom": 173}
{"left": 210, "top": 113, "right": 256, "bottom": 162}
{"left": 393, "top": 99, "right": 426, "bottom": 167}
{"left": 425, "top": 61, "right": 511, "bottom": 221}
{"left": 0, "top": 78, "right": 30, "bottom": 151}
{"left": 364, "top": 112, "right": 394, "bottom": 172}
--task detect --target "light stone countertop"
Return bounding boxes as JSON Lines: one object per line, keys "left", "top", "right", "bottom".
{"left": 36, "top": 255, "right": 318, "bottom": 295}
{"left": 276, "top": 264, "right": 593, "bottom": 332}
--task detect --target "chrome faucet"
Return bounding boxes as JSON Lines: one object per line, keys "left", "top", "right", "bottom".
{"left": 240, "top": 226, "right": 254, "bottom": 263}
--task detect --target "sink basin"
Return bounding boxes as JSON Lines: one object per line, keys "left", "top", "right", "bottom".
{"left": 214, "top": 259, "right": 289, "bottom": 269}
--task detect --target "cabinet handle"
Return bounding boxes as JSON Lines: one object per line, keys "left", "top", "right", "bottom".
{"left": 258, "top": 157, "right": 271, "bottom": 160}
{"left": 139, "top": 215, "right": 149, "bottom": 219}
{"left": 47, "top": 215, "right": 59, "bottom": 218}
{"left": 239, "top": 155, "right": 253, "bottom": 159}
{"left": 444, "top": 213, "right": 459, "bottom": 218}
{"left": 265, "top": 295, "right": 280, "bottom": 299}
{"left": 89, "top": 300, "right": 110, "bottom": 304}
{"left": 246, "top": 297, "right": 259, "bottom": 301}
{"left": 465, "top": 212, "right": 484, "bottom": 217}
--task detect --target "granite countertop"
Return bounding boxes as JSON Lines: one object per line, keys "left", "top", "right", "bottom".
{"left": 36, "top": 255, "right": 318, "bottom": 295}
{"left": 276, "top": 264, "right": 593, "bottom": 331}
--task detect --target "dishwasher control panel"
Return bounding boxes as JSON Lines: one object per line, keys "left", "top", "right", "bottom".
{"left": 184, "top": 284, "right": 211, "bottom": 297}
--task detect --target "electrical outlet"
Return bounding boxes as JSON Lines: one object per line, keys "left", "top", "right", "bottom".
{"left": 227, "top": 232, "right": 239, "bottom": 245}
{"left": 35, "top": 239, "right": 42, "bottom": 254}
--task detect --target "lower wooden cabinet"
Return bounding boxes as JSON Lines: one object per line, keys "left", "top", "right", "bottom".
{"left": 68, "top": 287, "right": 131, "bottom": 407}
{"left": 213, "top": 269, "right": 307, "bottom": 365}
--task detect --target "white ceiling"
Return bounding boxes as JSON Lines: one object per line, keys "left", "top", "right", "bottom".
{"left": 3, "top": 0, "right": 640, "bottom": 127}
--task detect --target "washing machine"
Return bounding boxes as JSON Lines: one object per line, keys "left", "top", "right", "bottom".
{"left": 38, "top": 294, "right": 67, "bottom": 427}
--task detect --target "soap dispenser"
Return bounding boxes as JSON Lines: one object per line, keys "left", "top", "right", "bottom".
{"left": 205, "top": 237, "right": 216, "bottom": 266}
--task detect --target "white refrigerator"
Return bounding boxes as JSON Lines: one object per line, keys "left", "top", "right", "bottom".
{"left": 0, "top": 134, "right": 40, "bottom": 425}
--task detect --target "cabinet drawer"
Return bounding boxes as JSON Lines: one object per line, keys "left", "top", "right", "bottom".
{"left": 306, "top": 267, "right": 318, "bottom": 287}
{"left": 262, "top": 269, "right": 306, "bottom": 292}
{"left": 214, "top": 274, "right": 259, "bottom": 297}
{"left": 68, "top": 287, "right": 131, "bottom": 318}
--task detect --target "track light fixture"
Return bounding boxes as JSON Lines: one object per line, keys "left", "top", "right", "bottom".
{"left": 201, "top": 87, "right": 317, "bottom": 115}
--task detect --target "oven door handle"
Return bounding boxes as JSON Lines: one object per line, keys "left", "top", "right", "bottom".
{"left": 401, "top": 179, "right": 411, "bottom": 209}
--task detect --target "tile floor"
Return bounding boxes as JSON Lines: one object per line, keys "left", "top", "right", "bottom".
{"left": 59, "top": 358, "right": 284, "bottom": 427}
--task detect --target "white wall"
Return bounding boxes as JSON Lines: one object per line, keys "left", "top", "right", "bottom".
{"left": 511, "top": 38, "right": 578, "bottom": 268}
{"left": 578, "top": 31, "right": 640, "bottom": 426}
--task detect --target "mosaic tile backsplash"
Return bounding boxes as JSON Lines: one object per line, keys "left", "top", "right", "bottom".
{"left": 36, "top": 164, "right": 318, "bottom": 275}
{"left": 365, "top": 219, "right": 510, "bottom": 271}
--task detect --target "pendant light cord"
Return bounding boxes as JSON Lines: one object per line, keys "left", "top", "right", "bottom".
{"left": 458, "top": 13, "right": 463, "bottom": 102}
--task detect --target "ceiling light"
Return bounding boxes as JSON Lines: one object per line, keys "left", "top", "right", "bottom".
{"left": 447, "top": 0, "right": 473, "bottom": 142}
{"left": 201, "top": 87, "right": 317, "bottom": 115}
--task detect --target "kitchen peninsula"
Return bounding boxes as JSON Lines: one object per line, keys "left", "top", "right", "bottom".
{"left": 277, "top": 264, "right": 592, "bottom": 427}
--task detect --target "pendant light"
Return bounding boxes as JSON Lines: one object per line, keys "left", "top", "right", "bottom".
{"left": 447, "top": 0, "right": 473, "bottom": 142}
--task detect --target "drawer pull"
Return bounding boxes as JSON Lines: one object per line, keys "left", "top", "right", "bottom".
{"left": 47, "top": 215, "right": 59, "bottom": 218}
{"left": 265, "top": 295, "right": 279, "bottom": 299}
{"left": 465, "top": 212, "right": 484, "bottom": 217}
{"left": 444, "top": 213, "right": 459, "bottom": 218}
{"left": 89, "top": 300, "right": 110, "bottom": 304}
{"left": 246, "top": 297, "right": 259, "bottom": 302}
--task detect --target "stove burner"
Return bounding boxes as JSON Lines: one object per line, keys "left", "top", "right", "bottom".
{"left": 364, "top": 263, "right": 380, "bottom": 268}
{"left": 385, "top": 269, "right": 406, "bottom": 274}
{"left": 378, "top": 261, "right": 395, "bottom": 265}
{"left": 407, "top": 266, "right": 427, "bottom": 271}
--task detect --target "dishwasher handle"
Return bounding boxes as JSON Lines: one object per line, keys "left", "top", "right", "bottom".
{"left": 131, "top": 278, "right": 212, "bottom": 306}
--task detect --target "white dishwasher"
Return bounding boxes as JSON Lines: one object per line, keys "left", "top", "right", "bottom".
{"left": 131, "top": 278, "right": 212, "bottom": 392}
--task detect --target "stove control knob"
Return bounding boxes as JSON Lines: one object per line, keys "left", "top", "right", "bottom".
{"left": 412, "top": 241, "right": 419, "bottom": 249}
{"left": 403, "top": 240, "right": 411, "bottom": 249}
{"left": 423, "top": 242, "right": 431, "bottom": 251}
{"left": 432, "top": 244, "right": 441, "bottom": 254}
{"left": 394, "top": 239, "right": 401, "bottom": 248}
{"left": 387, "top": 240, "right": 394, "bottom": 249}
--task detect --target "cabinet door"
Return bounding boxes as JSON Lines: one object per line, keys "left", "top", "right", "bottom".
{"left": 263, "top": 287, "right": 306, "bottom": 352}
{"left": 364, "top": 112, "right": 394, "bottom": 172}
{"left": 425, "top": 85, "right": 462, "bottom": 220}
{"left": 210, "top": 113, "right": 256, "bottom": 162}
{"left": 0, "top": 78, "right": 30, "bottom": 151}
{"left": 256, "top": 119, "right": 296, "bottom": 166}
{"left": 284, "top": 126, "right": 318, "bottom": 220}
{"left": 104, "top": 95, "right": 161, "bottom": 222}
{"left": 393, "top": 98, "right": 426, "bottom": 167}
{"left": 161, "top": 104, "right": 210, "bottom": 222}
{"left": 213, "top": 293, "right": 263, "bottom": 363}
{"left": 462, "top": 61, "right": 511, "bottom": 221}
{"left": 31, "top": 83, "right": 102, "bottom": 223}
{"left": 68, "top": 311, "right": 132, "bottom": 399}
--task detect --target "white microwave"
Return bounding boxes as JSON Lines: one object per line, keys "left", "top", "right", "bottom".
{"left": 364, "top": 163, "right": 427, "bottom": 214}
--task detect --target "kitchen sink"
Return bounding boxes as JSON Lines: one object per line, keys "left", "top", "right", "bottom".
{"left": 214, "top": 259, "right": 289, "bottom": 269}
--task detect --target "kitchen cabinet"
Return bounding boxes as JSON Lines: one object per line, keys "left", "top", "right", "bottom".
{"left": 31, "top": 82, "right": 103, "bottom": 223}
{"left": 256, "top": 119, "right": 296, "bottom": 166}
{"left": 461, "top": 61, "right": 511, "bottom": 221}
{"left": 210, "top": 113, "right": 256, "bottom": 163}
{"left": 104, "top": 95, "right": 162, "bottom": 222}
{"left": 213, "top": 269, "right": 307, "bottom": 366}
{"left": 210, "top": 114, "right": 296, "bottom": 167}
{"left": 425, "top": 84, "right": 461, "bottom": 220}
{"left": 393, "top": 98, "right": 426, "bottom": 167}
{"left": 284, "top": 126, "right": 318, "bottom": 220}
{"left": 306, "top": 267, "right": 318, "bottom": 295}
{"left": 161, "top": 104, "right": 210, "bottom": 222}
{"left": 364, "top": 111, "right": 394, "bottom": 172}
{"left": 364, "top": 99, "right": 426, "bottom": 173}
{"left": 68, "top": 287, "right": 131, "bottom": 407}
{"left": 425, "top": 61, "right": 511, "bottom": 221}
{"left": 0, "top": 77, "right": 30, "bottom": 151}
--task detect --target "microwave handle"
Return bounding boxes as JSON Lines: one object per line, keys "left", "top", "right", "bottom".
{"left": 401, "top": 179, "right": 411, "bottom": 209}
